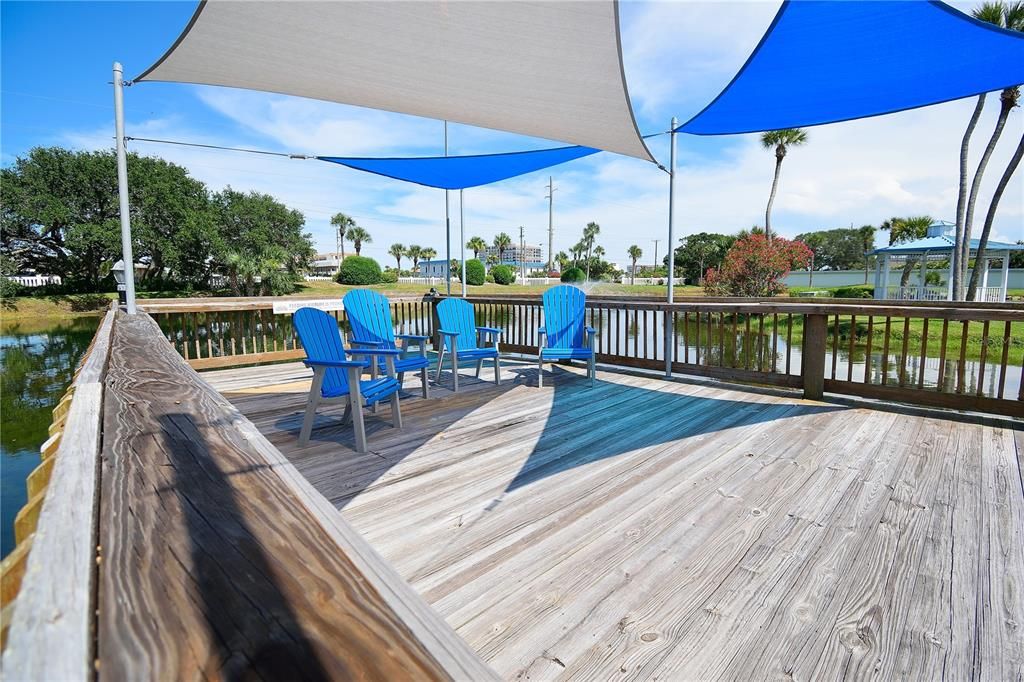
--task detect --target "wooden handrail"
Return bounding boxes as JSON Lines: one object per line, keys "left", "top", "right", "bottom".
{"left": 2, "top": 308, "right": 115, "bottom": 676}
{"left": 95, "top": 312, "right": 494, "bottom": 679}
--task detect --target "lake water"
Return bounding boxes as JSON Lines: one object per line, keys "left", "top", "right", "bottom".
{"left": 1, "top": 316, "right": 100, "bottom": 558}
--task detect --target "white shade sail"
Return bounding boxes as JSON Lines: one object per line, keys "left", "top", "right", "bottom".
{"left": 137, "top": 0, "right": 654, "bottom": 162}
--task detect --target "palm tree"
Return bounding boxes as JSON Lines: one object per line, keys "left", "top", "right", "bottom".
{"left": 388, "top": 243, "right": 405, "bottom": 271}
{"left": 486, "top": 253, "right": 498, "bottom": 267}
{"left": 627, "top": 245, "right": 643, "bottom": 285}
{"left": 406, "top": 245, "right": 422, "bottom": 272}
{"left": 466, "top": 236, "right": 487, "bottom": 259}
{"left": 880, "top": 216, "right": 933, "bottom": 287}
{"left": 953, "top": 1, "right": 1024, "bottom": 299}
{"left": 583, "top": 221, "right": 600, "bottom": 280}
{"left": 571, "top": 240, "right": 587, "bottom": 268}
{"left": 759, "top": 128, "right": 808, "bottom": 241}
{"left": 493, "top": 232, "right": 512, "bottom": 263}
{"left": 969, "top": 130, "right": 1024, "bottom": 300}
{"left": 346, "top": 226, "right": 372, "bottom": 256}
{"left": 420, "top": 247, "right": 437, "bottom": 263}
{"left": 330, "top": 213, "right": 355, "bottom": 261}
{"left": 555, "top": 251, "right": 570, "bottom": 271}
{"left": 962, "top": 2, "right": 1024, "bottom": 299}
{"left": 858, "top": 224, "right": 877, "bottom": 284}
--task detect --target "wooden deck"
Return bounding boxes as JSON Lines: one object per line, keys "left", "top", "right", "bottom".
{"left": 205, "top": 358, "right": 1024, "bottom": 681}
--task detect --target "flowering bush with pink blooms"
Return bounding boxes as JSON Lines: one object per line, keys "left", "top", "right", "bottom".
{"left": 703, "top": 234, "right": 813, "bottom": 297}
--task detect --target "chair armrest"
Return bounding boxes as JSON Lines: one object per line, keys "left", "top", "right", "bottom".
{"left": 349, "top": 339, "right": 387, "bottom": 347}
{"left": 347, "top": 347, "right": 404, "bottom": 357}
{"left": 537, "top": 327, "right": 546, "bottom": 335}
{"left": 437, "top": 329, "right": 461, "bottom": 337}
{"left": 304, "top": 359, "right": 366, "bottom": 369}
{"left": 585, "top": 326, "right": 597, "bottom": 335}
{"left": 476, "top": 326, "right": 503, "bottom": 336}
{"left": 395, "top": 334, "right": 430, "bottom": 341}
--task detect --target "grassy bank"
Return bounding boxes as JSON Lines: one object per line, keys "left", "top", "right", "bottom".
{"left": 754, "top": 313, "right": 1024, "bottom": 365}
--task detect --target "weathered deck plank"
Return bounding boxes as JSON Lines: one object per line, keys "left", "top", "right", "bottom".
{"left": 206, "top": 359, "right": 1024, "bottom": 681}
{"left": 98, "top": 314, "right": 494, "bottom": 680}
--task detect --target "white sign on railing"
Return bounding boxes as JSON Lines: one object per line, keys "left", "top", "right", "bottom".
{"left": 271, "top": 299, "right": 344, "bottom": 314}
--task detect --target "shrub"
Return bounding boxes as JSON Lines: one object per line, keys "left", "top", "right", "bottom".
{"left": 560, "top": 267, "right": 585, "bottom": 283}
{"left": 832, "top": 285, "right": 873, "bottom": 299}
{"left": 465, "top": 259, "right": 485, "bottom": 286}
{"left": 703, "top": 234, "right": 812, "bottom": 297}
{"left": 491, "top": 264, "right": 516, "bottom": 285}
{"left": 336, "top": 255, "right": 382, "bottom": 285}
{"left": 0, "top": 278, "right": 25, "bottom": 299}
{"left": 486, "top": 273, "right": 495, "bottom": 283}
{"left": 380, "top": 267, "right": 399, "bottom": 284}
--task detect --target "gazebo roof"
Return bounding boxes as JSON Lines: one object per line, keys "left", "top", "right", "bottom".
{"left": 868, "top": 221, "right": 1024, "bottom": 256}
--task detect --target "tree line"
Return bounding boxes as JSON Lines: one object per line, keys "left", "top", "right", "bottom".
{"left": 2, "top": 147, "right": 315, "bottom": 295}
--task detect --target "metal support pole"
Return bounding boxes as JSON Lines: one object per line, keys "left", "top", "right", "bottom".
{"left": 665, "top": 116, "right": 677, "bottom": 378}
{"left": 460, "top": 190, "right": 467, "bottom": 297}
{"left": 444, "top": 121, "right": 451, "bottom": 296}
{"left": 667, "top": 117, "right": 677, "bottom": 304}
{"left": 113, "top": 62, "right": 137, "bottom": 314}
{"left": 546, "top": 176, "right": 556, "bottom": 273}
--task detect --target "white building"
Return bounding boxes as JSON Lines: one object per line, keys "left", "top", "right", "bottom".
{"left": 484, "top": 244, "right": 545, "bottom": 269}
{"left": 309, "top": 252, "right": 344, "bottom": 276}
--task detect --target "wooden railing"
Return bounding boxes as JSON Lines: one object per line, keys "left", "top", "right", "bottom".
{"left": 1, "top": 307, "right": 114, "bottom": 667}
{"left": 2, "top": 308, "right": 494, "bottom": 679}
{"left": 141, "top": 296, "right": 434, "bottom": 369}
{"left": 142, "top": 294, "right": 1023, "bottom": 418}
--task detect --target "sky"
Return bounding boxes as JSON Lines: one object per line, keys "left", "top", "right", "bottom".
{"left": 2, "top": 0, "right": 1022, "bottom": 269}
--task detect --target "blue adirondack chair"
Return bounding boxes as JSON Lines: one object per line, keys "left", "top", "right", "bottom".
{"left": 435, "top": 298, "right": 502, "bottom": 392}
{"left": 293, "top": 307, "right": 403, "bottom": 453}
{"left": 537, "top": 285, "right": 596, "bottom": 387}
{"left": 343, "top": 289, "right": 431, "bottom": 399}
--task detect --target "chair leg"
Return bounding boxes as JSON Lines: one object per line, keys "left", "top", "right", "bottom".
{"left": 435, "top": 346, "right": 446, "bottom": 382}
{"left": 451, "top": 348, "right": 459, "bottom": 393}
{"left": 352, "top": 402, "right": 368, "bottom": 453}
{"left": 589, "top": 354, "right": 596, "bottom": 386}
{"left": 299, "top": 367, "right": 326, "bottom": 445}
{"left": 299, "top": 394, "right": 319, "bottom": 445}
{"left": 475, "top": 359, "right": 483, "bottom": 377}
{"left": 390, "top": 392, "right": 403, "bottom": 429}
{"left": 538, "top": 355, "right": 544, "bottom": 388}
{"left": 494, "top": 354, "right": 501, "bottom": 386}
{"left": 420, "top": 366, "right": 429, "bottom": 399}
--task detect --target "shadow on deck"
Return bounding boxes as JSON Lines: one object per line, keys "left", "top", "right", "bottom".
{"left": 205, "top": 358, "right": 1024, "bottom": 681}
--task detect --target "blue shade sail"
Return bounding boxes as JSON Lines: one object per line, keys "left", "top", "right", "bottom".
{"left": 679, "top": 1, "right": 1024, "bottom": 135}
{"left": 318, "top": 145, "right": 601, "bottom": 190}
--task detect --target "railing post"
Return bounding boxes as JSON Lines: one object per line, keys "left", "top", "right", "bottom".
{"left": 801, "top": 313, "right": 827, "bottom": 401}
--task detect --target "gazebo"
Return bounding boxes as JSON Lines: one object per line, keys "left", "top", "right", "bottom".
{"left": 867, "top": 221, "right": 1022, "bottom": 302}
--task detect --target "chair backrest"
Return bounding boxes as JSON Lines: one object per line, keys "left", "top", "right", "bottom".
{"left": 437, "top": 298, "right": 479, "bottom": 351}
{"left": 343, "top": 289, "right": 396, "bottom": 349}
{"left": 542, "top": 285, "right": 586, "bottom": 349}
{"left": 293, "top": 307, "right": 351, "bottom": 398}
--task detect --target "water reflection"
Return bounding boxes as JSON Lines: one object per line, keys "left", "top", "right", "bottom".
{"left": 1, "top": 316, "right": 100, "bottom": 558}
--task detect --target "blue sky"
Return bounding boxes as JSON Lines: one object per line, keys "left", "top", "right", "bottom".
{"left": 2, "top": 1, "right": 1021, "bottom": 268}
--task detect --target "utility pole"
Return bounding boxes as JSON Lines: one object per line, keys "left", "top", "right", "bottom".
{"left": 545, "top": 176, "right": 556, "bottom": 273}
{"left": 519, "top": 225, "right": 526, "bottom": 283}
{"left": 651, "top": 239, "right": 660, "bottom": 272}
